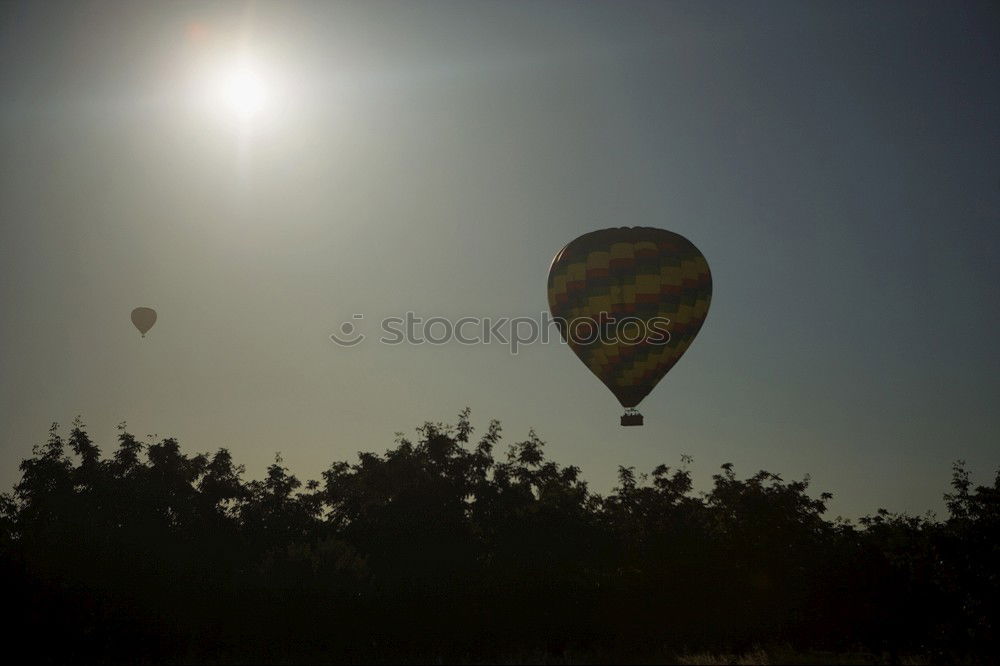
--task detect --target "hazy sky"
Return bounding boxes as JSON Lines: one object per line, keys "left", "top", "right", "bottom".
{"left": 1, "top": 1, "right": 997, "bottom": 518}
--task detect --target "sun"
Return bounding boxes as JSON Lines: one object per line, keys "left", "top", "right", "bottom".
{"left": 193, "top": 48, "right": 283, "bottom": 133}
{"left": 221, "top": 64, "right": 266, "bottom": 120}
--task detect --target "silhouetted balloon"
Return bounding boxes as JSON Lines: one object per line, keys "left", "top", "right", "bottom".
{"left": 131, "top": 307, "right": 157, "bottom": 338}
{"left": 547, "top": 227, "right": 712, "bottom": 425}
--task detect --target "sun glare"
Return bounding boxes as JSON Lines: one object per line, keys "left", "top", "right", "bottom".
{"left": 221, "top": 65, "right": 266, "bottom": 120}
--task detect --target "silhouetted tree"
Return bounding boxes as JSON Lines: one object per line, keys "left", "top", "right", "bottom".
{"left": 0, "top": 411, "right": 996, "bottom": 663}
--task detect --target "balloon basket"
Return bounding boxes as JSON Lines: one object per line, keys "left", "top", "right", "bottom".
{"left": 620, "top": 410, "right": 643, "bottom": 427}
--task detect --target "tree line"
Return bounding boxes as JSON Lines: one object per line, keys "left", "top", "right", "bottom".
{"left": 1, "top": 409, "right": 996, "bottom": 662}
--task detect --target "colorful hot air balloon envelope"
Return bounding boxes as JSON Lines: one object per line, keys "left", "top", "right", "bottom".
{"left": 131, "top": 307, "right": 157, "bottom": 338}
{"left": 547, "top": 227, "right": 712, "bottom": 426}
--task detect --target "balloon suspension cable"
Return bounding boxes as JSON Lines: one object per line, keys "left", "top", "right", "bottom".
{"left": 620, "top": 408, "right": 643, "bottom": 427}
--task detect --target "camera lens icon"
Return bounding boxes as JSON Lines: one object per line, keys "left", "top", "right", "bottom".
{"left": 330, "top": 314, "right": 365, "bottom": 346}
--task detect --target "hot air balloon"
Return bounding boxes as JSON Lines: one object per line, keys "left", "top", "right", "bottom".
{"left": 547, "top": 227, "right": 712, "bottom": 426}
{"left": 131, "top": 307, "right": 157, "bottom": 338}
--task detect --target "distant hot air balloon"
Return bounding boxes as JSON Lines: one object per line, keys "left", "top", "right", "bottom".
{"left": 131, "top": 307, "right": 157, "bottom": 338}
{"left": 547, "top": 227, "right": 712, "bottom": 426}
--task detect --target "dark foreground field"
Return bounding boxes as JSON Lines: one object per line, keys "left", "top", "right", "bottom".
{"left": 2, "top": 410, "right": 996, "bottom": 663}
{"left": 188, "top": 647, "right": 939, "bottom": 664}
{"left": 467, "top": 647, "right": 931, "bottom": 664}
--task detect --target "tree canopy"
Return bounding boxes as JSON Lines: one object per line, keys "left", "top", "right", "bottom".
{"left": 1, "top": 410, "right": 996, "bottom": 662}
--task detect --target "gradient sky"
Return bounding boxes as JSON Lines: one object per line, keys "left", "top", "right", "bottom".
{"left": 2, "top": 1, "right": 997, "bottom": 518}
